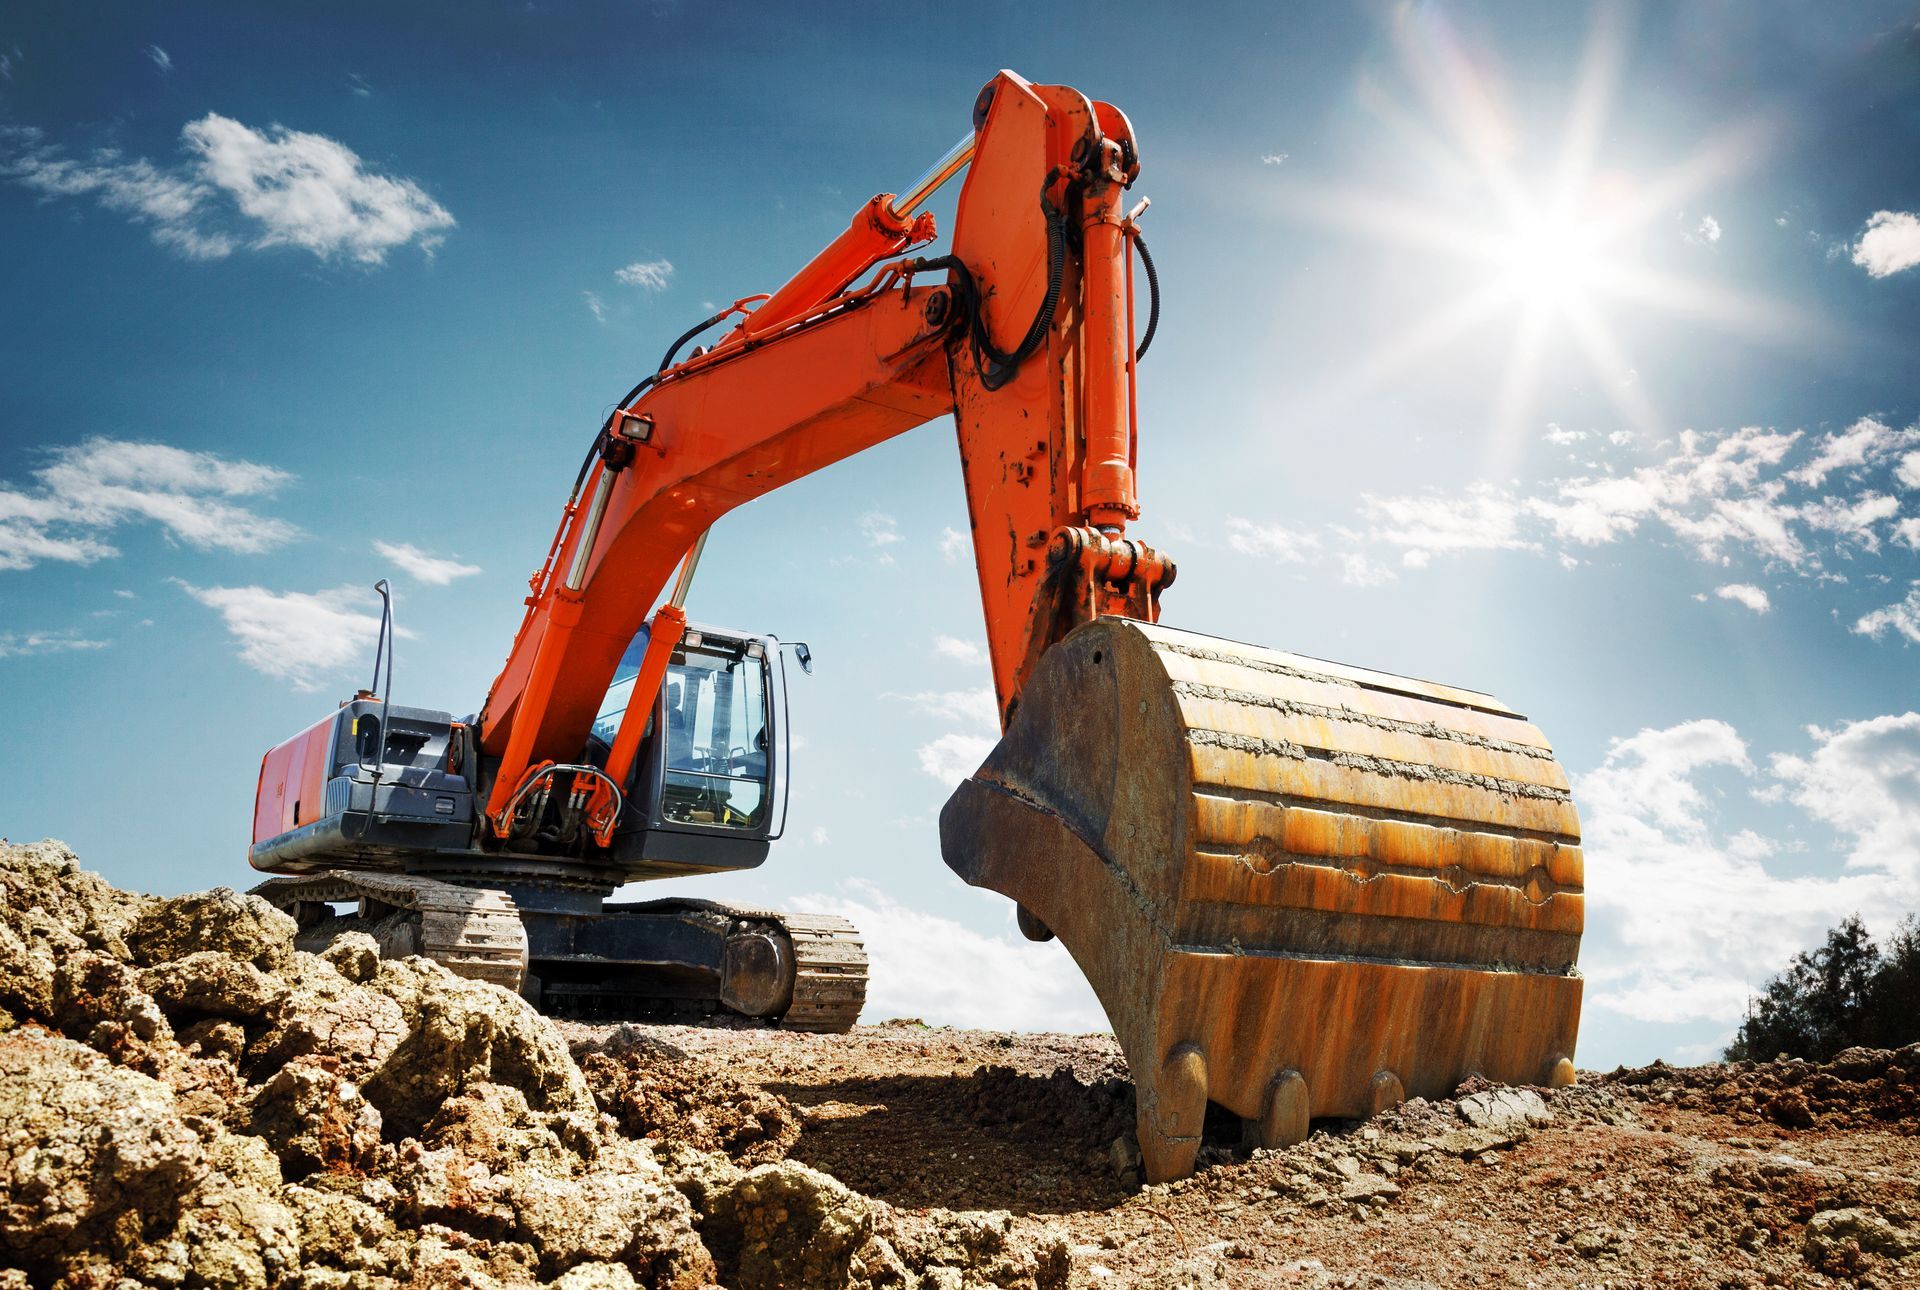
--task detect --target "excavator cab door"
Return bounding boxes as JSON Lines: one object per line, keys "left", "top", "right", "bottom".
{"left": 594, "top": 623, "right": 786, "bottom": 880}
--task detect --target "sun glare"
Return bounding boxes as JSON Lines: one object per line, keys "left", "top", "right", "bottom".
{"left": 1500, "top": 212, "right": 1606, "bottom": 306}
{"left": 1284, "top": 6, "right": 1790, "bottom": 455}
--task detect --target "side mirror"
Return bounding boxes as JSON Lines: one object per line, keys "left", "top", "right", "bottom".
{"left": 789, "top": 641, "right": 814, "bottom": 675}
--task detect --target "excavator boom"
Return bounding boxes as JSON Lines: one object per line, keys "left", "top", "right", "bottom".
{"left": 248, "top": 70, "right": 1584, "bottom": 1181}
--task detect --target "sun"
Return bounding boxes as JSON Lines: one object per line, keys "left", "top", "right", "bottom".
{"left": 1283, "top": 6, "right": 1790, "bottom": 450}
{"left": 1500, "top": 209, "right": 1607, "bottom": 308}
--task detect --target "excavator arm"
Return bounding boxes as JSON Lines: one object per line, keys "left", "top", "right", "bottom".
{"left": 476, "top": 71, "right": 1173, "bottom": 834}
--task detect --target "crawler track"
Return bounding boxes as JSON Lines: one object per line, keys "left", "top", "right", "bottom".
{"left": 251, "top": 872, "right": 867, "bottom": 1032}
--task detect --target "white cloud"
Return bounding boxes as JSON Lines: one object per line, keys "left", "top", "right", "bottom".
{"left": 1895, "top": 517, "right": 1920, "bottom": 552}
{"left": 933, "top": 634, "right": 987, "bottom": 667}
{"left": 886, "top": 687, "right": 998, "bottom": 730}
{"left": 1772, "top": 714, "right": 1920, "bottom": 889}
{"left": 916, "top": 732, "right": 996, "bottom": 785}
{"left": 858, "top": 511, "right": 902, "bottom": 548}
{"left": 1714, "top": 583, "right": 1770, "bottom": 613}
{"left": 1800, "top": 491, "right": 1899, "bottom": 550}
{"left": 2, "top": 115, "right": 453, "bottom": 264}
{"left": 938, "top": 525, "right": 967, "bottom": 564}
{"left": 1851, "top": 210, "right": 1920, "bottom": 278}
{"left": 1225, "top": 516, "right": 1318, "bottom": 563}
{"left": 184, "top": 114, "right": 453, "bottom": 263}
{"left": 795, "top": 879, "right": 1107, "bottom": 1031}
{"left": 372, "top": 540, "right": 480, "bottom": 586}
{"left": 1260, "top": 152, "right": 1288, "bottom": 166}
{"left": 1578, "top": 719, "right": 1897, "bottom": 1025}
{"left": 0, "top": 631, "right": 108, "bottom": 659}
{"left": 1854, "top": 584, "right": 1920, "bottom": 645}
{"left": 1898, "top": 452, "right": 1920, "bottom": 492}
{"left": 614, "top": 258, "right": 673, "bottom": 291}
{"left": 1363, "top": 483, "right": 1532, "bottom": 554}
{"left": 1790, "top": 416, "right": 1907, "bottom": 487}
{"left": 145, "top": 45, "right": 172, "bottom": 73}
{"left": 1339, "top": 552, "right": 1396, "bottom": 586}
{"left": 1608, "top": 430, "right": 1637, "bottom": 447}
{"left": 178, "top": 581, "right": 403, "bottom": 691}
{"left": 0, "top": 437, "right": 295, "bottom": 571}
{"left": 1684, "top": 214, "right": 1721, "bottom": 246}
{"left": 1543, "top": 423, "right": 1586, "bottom": 446}
{"left": 1347, "top": 420, "right": 1915, "bottom": 581}
{"left": 582, "top": 290, "right": 607, "bottom": 322}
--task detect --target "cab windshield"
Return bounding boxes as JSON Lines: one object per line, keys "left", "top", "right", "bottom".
{"left": 592, "top": 634, "right": 769, "bottom": 831}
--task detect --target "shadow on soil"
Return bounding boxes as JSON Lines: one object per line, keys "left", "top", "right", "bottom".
{"left": 772, "top": 1067, "right": 1140, "bottom": 1211}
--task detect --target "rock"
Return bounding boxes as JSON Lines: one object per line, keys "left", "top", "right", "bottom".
{"left": 402, "top": 1228, "right": 540, "bottom": 1288}
{"left": 1338, "top": 1174, "right": 1402, "bottom": 1203}
{"left": 0, "top": 1026, "right": 297, "bottom": 1290}
{"left": 654, "top": 1140, "right": 746, "bottom": 1216}
{"left": 49, "top": 951, "right": 175, "bottom": 1074}
{"left": 178, "top": 1016, "right": 249, "bottom": 1063}
{"left": 126, "top": 886, "right": 297, "bottom": 971}
{"left": 1108, "top": 1133, "right": 1142, "bottom": 1178}
{"left": 1424, "top": 1125, "right": 1524, "bottom": 1158}
{"left": 1569, "top": 1226, "right": 1619, "bottom": 1259}
{"left": 886, "top": 1209, "right": 1073, "bottom": 1289}
{"left": 705, "top": 1160, "right": 888, "bottom": 1289}
{"left": 1456, "top": 1087, "right": 1551, "bottom": 1133}
{"left": 142, "top": 950, "right": 287, "bottom": 1022}
{"left": 283, "top": 1184, "right": 396, "bottom": 1274}
{"left": 363, "top": 958, "right": 593, "bottom": 1138}
{"left": 550, "top": 1263, "right": 640, "bottom": 1290}
{"left": 124, "top": 1129, "right": 299, "bottom": 1290}
{"left": 499, "top": 1138, "right": 714, "bottom": 1286}
{"left": 0, "top": 1028, "right": 203, "bottom": 1275}
{"left": 247, "top": 953, "right": 408, "bottom": 1082}
{"left": 322, "top": 931, "right": 382, "bottom": 984}
{"left": 250, "top": 1057, "right": 384, "bottom": 1180}
{"left": 1803, "top": 1207, "right": 1916, "bottom": 1263}
{"left": 422, "top": 1081, "right": 602, "bottom": 1177}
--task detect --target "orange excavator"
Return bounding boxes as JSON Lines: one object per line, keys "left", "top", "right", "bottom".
{"left": 247, "top": 71, "right": 1586, "bottom": 1182}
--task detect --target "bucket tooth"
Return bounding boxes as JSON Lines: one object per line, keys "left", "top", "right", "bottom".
{"left": 940, "top": 618, "right": 1584, "bottom": 1182}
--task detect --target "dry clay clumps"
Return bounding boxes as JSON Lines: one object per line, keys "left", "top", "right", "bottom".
{"left": 0, "top": 841, "right": 1072, "bottom": 1289}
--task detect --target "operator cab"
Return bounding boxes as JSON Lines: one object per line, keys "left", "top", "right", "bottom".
{"left": 590, "top": 622, "right": 792, "bottom": 878}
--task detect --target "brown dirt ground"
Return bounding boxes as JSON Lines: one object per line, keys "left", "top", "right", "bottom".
{"left": 563, "top": 1021, "right": 1920, "bottom": 1289}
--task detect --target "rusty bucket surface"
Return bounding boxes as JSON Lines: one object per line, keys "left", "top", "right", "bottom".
{"left": 940, "top": 618, "right": 1584, "bottom": 1182}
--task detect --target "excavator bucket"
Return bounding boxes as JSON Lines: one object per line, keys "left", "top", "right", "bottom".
{"left": 940, "top": 618, "right": 1583, "bottom": 1182}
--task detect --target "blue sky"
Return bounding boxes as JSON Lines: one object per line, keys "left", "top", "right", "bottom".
{"left": 2, "top": 1, "right": 1917, "bottom": 1069}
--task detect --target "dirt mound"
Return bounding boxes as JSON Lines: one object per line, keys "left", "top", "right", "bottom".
{"left": 0, "top": 841, "right": 710, "bottom": 1289}
{"left": 1603, "top": 1045, "right": 1920, "bottom": 1132}
{"left": 8, "top": 840, "right": 1919, "bottom": 1288}
{"left": 574, "top": 1026, "right": 802, "bottom": 1166}
{"left": 0, "top": 841, "right": 1083, "bottom": 1289}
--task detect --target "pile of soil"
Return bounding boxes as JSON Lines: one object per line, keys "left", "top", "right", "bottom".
{"left": 5, "top": 839, "right": 1917, "bottom": 1288}
{"left": 0, "top": 842, "right": 1067, "bottom": 1290}
{"left": 1602, "top": 1047, "right": 1920, "bottom": 1132}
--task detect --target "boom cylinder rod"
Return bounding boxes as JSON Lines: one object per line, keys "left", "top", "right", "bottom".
{"left": 563, "top": 463, "right": 617, "bottom": 591}
{"left": 668, "top": 529, "right": 709, "bottom": 608}
{"left": 890, "top": 133, "right": 977, "bottom": 218}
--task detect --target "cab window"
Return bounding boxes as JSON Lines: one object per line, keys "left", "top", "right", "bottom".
{"left": 660, "top": 644, "right": 769, "bottom": 830}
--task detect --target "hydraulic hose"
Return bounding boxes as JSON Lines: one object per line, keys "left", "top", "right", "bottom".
{"left": 1132, "top": 231, "right": 1159, "bottom": 362}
